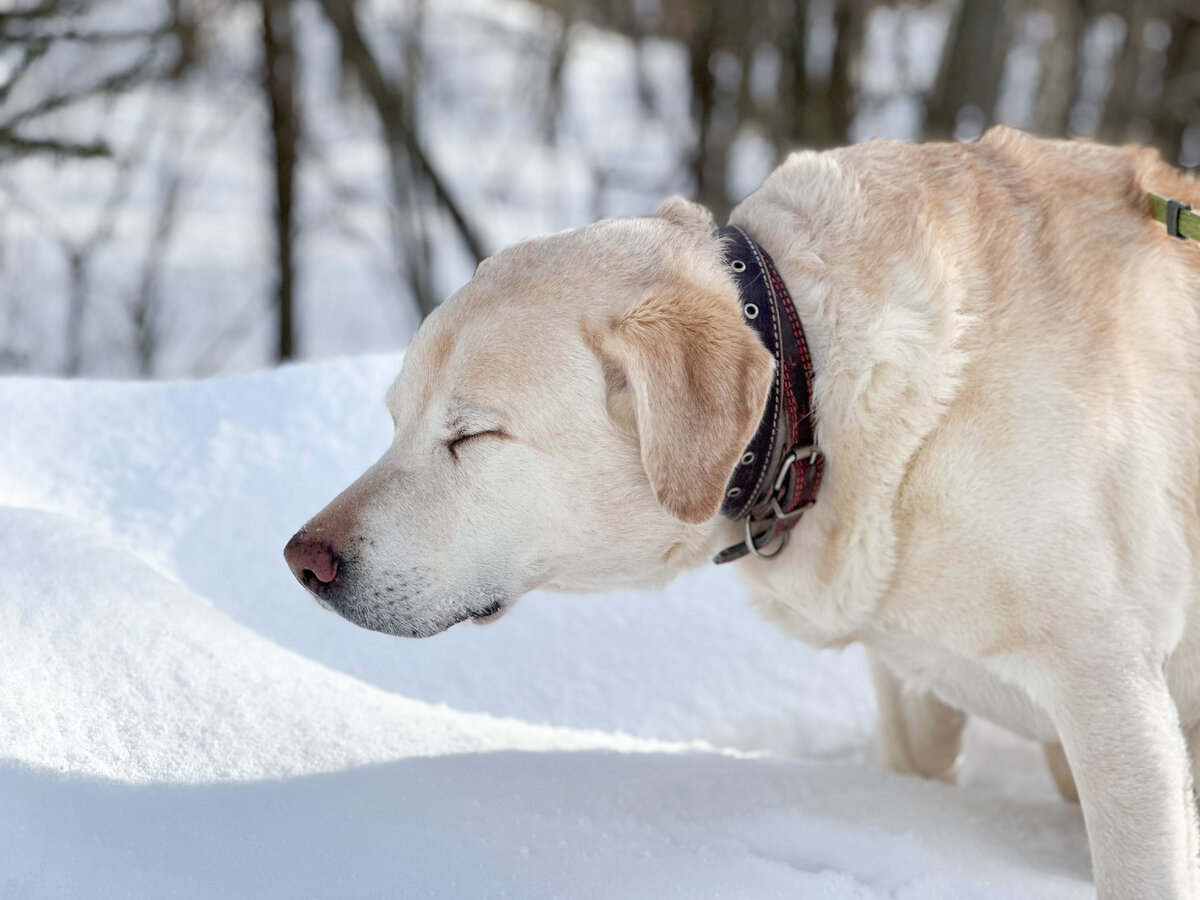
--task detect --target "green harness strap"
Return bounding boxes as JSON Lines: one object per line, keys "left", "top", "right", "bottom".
{"left": 1149, "top": 192, "right": 1200, "bottom": 242}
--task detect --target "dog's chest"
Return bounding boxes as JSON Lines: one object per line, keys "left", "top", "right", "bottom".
{"left": 868, "top": 633, "right": 1060, "bottom": 742}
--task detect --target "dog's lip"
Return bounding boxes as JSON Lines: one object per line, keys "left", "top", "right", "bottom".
{"left": 469, "top": 599, "right": 508, "bottom": 624}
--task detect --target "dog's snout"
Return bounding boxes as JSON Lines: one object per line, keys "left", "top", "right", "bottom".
{"left": 284, "top": 529, "right": 341, "bottom": 590}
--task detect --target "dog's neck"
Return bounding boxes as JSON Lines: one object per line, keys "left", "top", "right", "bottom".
{"left": 712, "top": 225, "right": 824, "bottom": 564}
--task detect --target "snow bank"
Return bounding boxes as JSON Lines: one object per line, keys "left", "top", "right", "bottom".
{"left": 0, "top": 357, "right": 1094, "bottom": 897}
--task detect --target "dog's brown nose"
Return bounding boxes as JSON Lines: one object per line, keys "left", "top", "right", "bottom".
{"left": 284, "top": 530, "right": 340, "bottom": 589}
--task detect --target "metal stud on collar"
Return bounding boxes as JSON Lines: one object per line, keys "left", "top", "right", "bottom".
{"left": 730, "top": 259, "right": 746, "bottom": 273}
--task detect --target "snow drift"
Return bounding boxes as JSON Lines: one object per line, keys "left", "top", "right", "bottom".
{"left": 0, "top": 356, "right": 1094, "bottom": 897}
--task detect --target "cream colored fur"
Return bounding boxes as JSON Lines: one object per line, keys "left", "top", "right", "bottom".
{"left": 291, "top": 127, "right": 1200, "bottom": 897}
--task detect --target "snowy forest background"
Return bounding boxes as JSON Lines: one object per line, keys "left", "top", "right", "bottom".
{"left": 3, "top": 0, "right": 1197, "bottom": 378}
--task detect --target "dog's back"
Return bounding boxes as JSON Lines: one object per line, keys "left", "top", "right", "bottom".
{"left": 730, "top": 125, "right": 1200, "bottom": 676}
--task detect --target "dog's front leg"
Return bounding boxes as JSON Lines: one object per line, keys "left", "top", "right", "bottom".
{"left": 1049, "top": 656, "right": 1200, "bottom": 898}
{"left": 1186, "top": 721, "right": 1200, "bottom": 811}
{"left": 1042, "top": 742, "right": 1079, "bottom": 803}
{"left": 868, "top": 649, "right": 966, "bottom": 783}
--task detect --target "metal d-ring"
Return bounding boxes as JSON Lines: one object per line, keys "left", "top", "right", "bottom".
{"left": 772, "top": 444, "right": 817, "bottom": 493}
{"left": 768, "top": 444, "right": 819, "bottom": 522}
{"left": 772, "top": 449, "right": 798, "bottom": 493}
{"left": 745, "top": 516, "right": 789, "bottom": 560}
{"left": 771, "top": 494, "right": 809, "bottom": 522}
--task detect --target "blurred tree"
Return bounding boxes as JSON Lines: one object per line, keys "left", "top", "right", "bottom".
{"left": 927, "top": 0, "right": 1011, "bottom": 139}
{"left": 10, "top": 0, "right": 1200, "bottom": 377}
{"left": 261, "top": 0, "right": 299, "bottom": 361}
{"left": 0, "top": 0, "right": 195, "bottom": 374}
{"left": 533, "top": 0, "right": 1200, "bottom": 214}
{"left": 0, "top": 0, "right": 190, "bottom": 158}
{"left": 1099, "top": 1, "right": 1150, "bottom": 144}
{"left": 315, "top": 0, "right": 486, "bottom": 318}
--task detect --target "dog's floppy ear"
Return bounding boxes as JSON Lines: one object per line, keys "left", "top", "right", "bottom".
{"left": 602, "top": 283, "right": 775, "bottom": 524}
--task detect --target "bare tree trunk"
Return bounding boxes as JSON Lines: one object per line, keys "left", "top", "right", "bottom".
{"left": 316, "top": 0, "right": 486, "bottom": 271}
{"left": 130, "top": 173, "right": 183, "bottom": 376}
{"left": 64, "top": 250, "right": 86, "bottom": 376}
{"left": 262, "top": 0, "right": 298, "bottom": 361}
{"left": 926, "top": 0, "right": 1008, "bottom": 140}
{"left": 774, "top": 0, "right": 810, "bottom": 152}
{"left": 394, "top": 0, "right": 438, "bottom": 319}
{"left": 1098, "top": 4, "right": 1150, "bottom": 143}
{"left": 1155, "top": 13, "right": 1200, "bottom": 165}
{"left": 387, "top": 137, "right": 438, "bottom": 318}
{"left": 826, "top": 0, "right": 865, "bottom": 144}
{"left": 685, "top": 6, "right": 720, "bottom": 211}
{"left": 1034, "top": 0, "right": 1083, "bottom": 137}
{"left": 542, "top": 0, "right": 575, "bottom": 143}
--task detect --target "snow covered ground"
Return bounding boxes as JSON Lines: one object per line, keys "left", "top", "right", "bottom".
{"left": 0, "top": 355, "right": 1096, "bottom": 898}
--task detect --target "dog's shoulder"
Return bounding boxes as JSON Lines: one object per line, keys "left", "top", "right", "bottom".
{"left": 730, "top": 129, "right": 1200, "bottom": 647}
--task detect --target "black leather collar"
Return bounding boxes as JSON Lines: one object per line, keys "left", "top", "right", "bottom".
{"left": 714, "top": 225, "right": 824, "bottom": 564}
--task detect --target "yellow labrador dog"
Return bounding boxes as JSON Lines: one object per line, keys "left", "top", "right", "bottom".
{"left": 285, "top": 126, "right": 1200, "bottom": 898}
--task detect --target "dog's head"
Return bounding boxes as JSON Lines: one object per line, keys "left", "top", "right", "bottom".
{"left": 284, "top": 199, "right": 774, "bottom": 636}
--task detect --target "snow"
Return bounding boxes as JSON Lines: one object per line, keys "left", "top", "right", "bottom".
{"left": 0, "top": 356, "right": 1096, "bottom": 897}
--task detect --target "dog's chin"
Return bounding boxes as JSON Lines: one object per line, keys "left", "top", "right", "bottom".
{"left": 316, "top": 589, "right": 512, "bottom": 638}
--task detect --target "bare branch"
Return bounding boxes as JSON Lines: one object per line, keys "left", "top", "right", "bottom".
{"left": 2, "top": 45, "right": 160, "bottom": 132}
{"left": 0, "top": 39, "right": 52, "bottom": 107}
{"left": 315, "top": 0, "right": 486, "bottom": 265}
{"left": 0, "top": 134, "right": 109, "bottom": 158}
{"left": 1, "top": 25, "right": 173, "bottom": 42}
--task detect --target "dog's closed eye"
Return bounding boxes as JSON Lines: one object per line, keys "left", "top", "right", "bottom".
{"left": 447, "top": 429, "right": 507, "bottom": 459}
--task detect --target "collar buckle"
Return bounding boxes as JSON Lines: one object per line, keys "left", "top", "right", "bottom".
{"left": 769, "top": 444, "right": 820, "bottom": 519}
{"left": 714, "top": 444, "right": 822, "bottom": 565}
